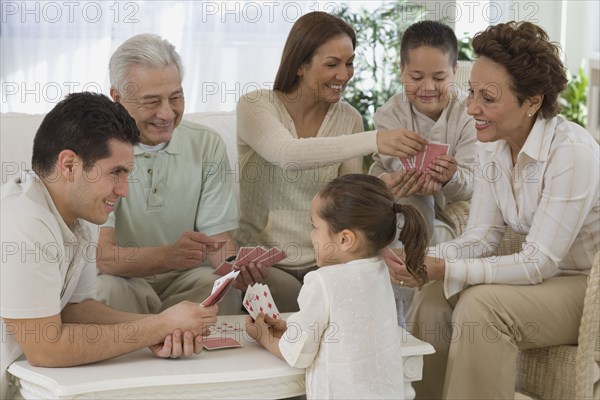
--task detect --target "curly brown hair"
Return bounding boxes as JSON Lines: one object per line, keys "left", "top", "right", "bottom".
{"left": 472, "top": 21, "right": 568, "bottom": 118}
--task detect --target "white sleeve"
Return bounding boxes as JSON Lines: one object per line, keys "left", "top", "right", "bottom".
{"left": 236, "top": 94, "right": 377, "bottom": 169}
{"left": 279, "top": 272, "right": 330, "bottom": 368}
{"left": 0, "top": 217, "right": 62, "bottom": 318}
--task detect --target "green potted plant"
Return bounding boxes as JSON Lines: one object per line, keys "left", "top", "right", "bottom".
{"left": 336, "top": 1, "right": 424, "bottom": 132}
{"left": 560, "top": 66, "right": 588, "bottom": 127}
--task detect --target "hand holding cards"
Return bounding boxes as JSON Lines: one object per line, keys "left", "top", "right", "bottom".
{"left": 201, "top": 270, "right": 240, "bottom": 306}
{"left": 214, "top": 246, "right": 287, "bottom": 276}
{"left": 243, "top": 283, "right": 281, "bottom": 320}
{"left": 400, "top": 142, "right": 449, "bottom": 172}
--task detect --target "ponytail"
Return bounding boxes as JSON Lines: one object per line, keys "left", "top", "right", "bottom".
{"left": 317, "top": 174, "right": 429, "bottom": 287}
{"left": 394, "top": 203, "right": 429, "bottom": 287}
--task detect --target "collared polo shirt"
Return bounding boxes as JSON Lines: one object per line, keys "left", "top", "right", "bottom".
{"left": 103, "top": 120, "right": 238, "bottom": 248}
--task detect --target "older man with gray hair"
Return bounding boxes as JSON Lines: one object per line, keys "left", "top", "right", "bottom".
{"left": 96, "top": 34, "right": 249, "bottom": 314}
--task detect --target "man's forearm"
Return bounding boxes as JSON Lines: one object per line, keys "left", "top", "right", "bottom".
{"left": 62, "top": 300, "right": 145, "bottom": 324}
{"left": 97, "top": 243, "right": 174, "bottom": 277}
{"left": 4, "top": 313, "right": 170, "bottom": 368}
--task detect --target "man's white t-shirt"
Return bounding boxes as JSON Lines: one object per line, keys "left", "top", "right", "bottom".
{"left": 0, "top": 172, "right": 98, "bottom": 398}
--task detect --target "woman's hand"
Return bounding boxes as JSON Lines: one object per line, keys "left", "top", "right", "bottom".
{"left": 381, "top": 248, "right": 422, "bottom": 288}
{"left": 382, "top": 249, "right": 446, "bottom": 286}
{"left": 376, "top": 128, "right": 428, "bottom": 159}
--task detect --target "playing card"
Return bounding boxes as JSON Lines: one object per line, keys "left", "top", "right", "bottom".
{"left": 213, "top": 261, "right": 235, "bottom": 276}
{"left": 253, "top": 247, "right": 287, "bottom": 267}
{"left": 202, "top": 270, "right": 239, "bottom": 306}
{"left": 415, "top": 146, "right": 426, "bottom": 171}
{"left": 257, "top": 285, "right": 281, "bottom": 319}
{"left": 382, "top": 247, "right": 405, "bottom": 265}
{"left": 235, "top": 247, "right": 264, "bottom": 267}
{"left": 202, "top": 337, "right": 242, "bottom": 350}
{"left": 243, "top": 283, "right": 280, "bottom": 320}
{"left": 400, "top": 156, "right": 415, "bottom": 171}
{"left": 422, "top": 143, "right": 449, "bottom": 171}
{"left": 212, "top": 240, "right": 229, "bottom": 248}
{"left": 213, "top": 246, "right": 286, "bottom": 276}
{"left": 212, "top": 321, "right": 243, "bottom": 333}
{"left": 243, "top": 290, "right": 259, "bottom": 319}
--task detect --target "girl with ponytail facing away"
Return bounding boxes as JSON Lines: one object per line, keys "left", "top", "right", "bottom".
{"left": 246, "top": 174, "right": 428, "bottom": 399}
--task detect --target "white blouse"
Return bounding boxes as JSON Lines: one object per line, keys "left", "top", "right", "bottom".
{"left": 430, "top": 116, "right": 600, "bottom": 298}
{"left": 279, "top": 258, "right": 405, "bottom": 399}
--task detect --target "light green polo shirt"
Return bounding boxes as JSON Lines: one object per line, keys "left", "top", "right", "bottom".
{"left": 102, "top": 120, "right": 238, "bottom": 247}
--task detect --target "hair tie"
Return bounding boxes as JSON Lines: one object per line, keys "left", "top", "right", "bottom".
{"left": 393, "top": 203, "right": 402, "bottom": 213}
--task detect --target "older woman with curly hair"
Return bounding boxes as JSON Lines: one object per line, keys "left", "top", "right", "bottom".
{"left": 385, "top": 21, "right": 600, "bottom": 399}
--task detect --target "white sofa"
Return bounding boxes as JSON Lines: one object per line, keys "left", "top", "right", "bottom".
{"left": 0, "top": 111, "right": 238, "bottom": 185}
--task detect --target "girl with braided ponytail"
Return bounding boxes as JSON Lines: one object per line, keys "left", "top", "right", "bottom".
{"left": 246, "top": 174, "right": 428, "bottom": 399}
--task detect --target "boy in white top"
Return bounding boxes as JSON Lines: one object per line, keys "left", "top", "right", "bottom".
{"left": 370, "top": 21, "right": 476, "bottom": 244}
{"left": 246, "top": 175, "right": 429, "bottom": 399}
{"left": 0, "top": 93, "right": 218, "bottom": 399}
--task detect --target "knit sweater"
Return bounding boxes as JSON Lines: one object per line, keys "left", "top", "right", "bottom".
{"left": 235, "top": 89, "right": 377, "bottom": 269}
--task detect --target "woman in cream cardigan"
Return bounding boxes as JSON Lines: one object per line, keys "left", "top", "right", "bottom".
{"left": 234, "top": 11, "right": 428, "bottom": 311}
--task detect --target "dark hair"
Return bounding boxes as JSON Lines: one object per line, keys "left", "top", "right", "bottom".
{"left": 317, "top": 174, "right": 428, "bottom": 286}
{"left": 32, "top": 92, "right": 140, "bottom": 178}
{"left": 400, "top": 20, "right": 458, "bottom": 67}
{"left": 472, "top": 21, "right": 567, "bottom": 118}
{"left": 274, "top": 11, "right": 356, "bottom": 93}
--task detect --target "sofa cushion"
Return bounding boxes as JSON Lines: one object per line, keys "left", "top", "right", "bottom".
{"left": 0, "top": 111, "right": 237, "bottom": 185}
{"left": 1, "top": 113, "right": 44, "bottom": 183}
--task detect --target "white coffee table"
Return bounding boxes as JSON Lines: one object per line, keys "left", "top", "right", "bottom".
{"left": 8, "top": 314, "right": 434, "bottom": 399}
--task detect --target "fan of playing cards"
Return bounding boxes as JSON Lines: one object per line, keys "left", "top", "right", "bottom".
{"left": 201, "top": 247, "right": 287, "bottom": 307}
{"left": 401, "top": 142, "right": 449, "bottom": 172}
{"left": 201, "top": 269, "right": 240, "bottom": 306}
{"left": 243, "top": 283, "right": 281, "bottom": 320}
{"left": 213, "top": 246, "right": 287, "bottom": 276}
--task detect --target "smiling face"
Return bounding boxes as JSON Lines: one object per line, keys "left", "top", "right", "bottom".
{"left": 297, "top": 34, "right": 355, "bottom": 103}
{"left": 401, "top": 46, "right": 457, "bottom": 121}
{"left": 112, "top": 64, "right": 184, "bottom": 146}
{"left": 64, "top": 139, "right": 134, "bottom": 226}
{"left": 467, "top": 56, "right": 539, "bottom": 150}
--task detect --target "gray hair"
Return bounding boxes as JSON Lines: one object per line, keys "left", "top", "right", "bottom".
{"left": 109, "top": 33, "right": 184, "bottom": 93}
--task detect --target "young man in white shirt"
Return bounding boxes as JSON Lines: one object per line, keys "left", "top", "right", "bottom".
{"left": 1, "top": 92, "right": 218, "bottom": 399}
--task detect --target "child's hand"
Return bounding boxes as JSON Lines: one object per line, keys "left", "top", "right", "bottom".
{"left": 245, "top": 313, "right": 287, "bottom": 345}
{"left": 426, "top": 155, "right": 458, "bottom": 185}
{"left": 416, "top": 174, "right": 443, "bottom": 195}
{"left": 264, "top": 314, "right": 287, "bottom": 337}
{"left": 245, "top": 314, "right": 286, "bottom": 360}
{"left": 380, "top": 170, "right": 424, "bottom": 199}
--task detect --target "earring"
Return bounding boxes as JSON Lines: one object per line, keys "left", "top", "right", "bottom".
{"left": 528, "top": 112, "right": 533, "bottom": 117}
